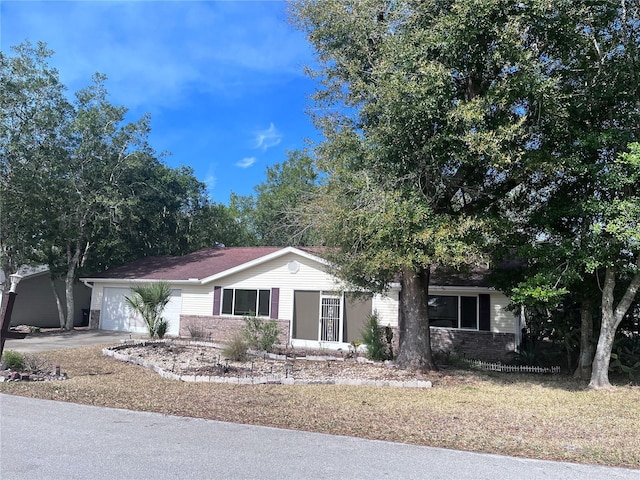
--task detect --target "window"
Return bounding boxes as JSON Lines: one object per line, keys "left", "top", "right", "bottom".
{"left": 221, "top": 289, "right": 271, "bottom": 316}
{"left": 428, "top": 295, "right": 478, "bottom": 329}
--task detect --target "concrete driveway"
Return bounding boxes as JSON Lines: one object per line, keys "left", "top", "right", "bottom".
{"left": 3, "top": 328, "right": 142, "bottom": 353}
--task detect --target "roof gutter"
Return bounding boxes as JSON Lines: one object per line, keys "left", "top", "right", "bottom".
{"left": 80, "top": 278, "right": 203, "bottom": 286}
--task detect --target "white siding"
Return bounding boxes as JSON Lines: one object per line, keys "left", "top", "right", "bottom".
{"left": 372, "top": 290, "right": 400, "bottom": 328}
{"left": 181, "top": 285, "right": 214, "bottom": 316}
{"left": 209, "top": 253, "right": 344, "bottom": 322}
{"left": 491, "top": 291, "right": 517, "bottom": 334}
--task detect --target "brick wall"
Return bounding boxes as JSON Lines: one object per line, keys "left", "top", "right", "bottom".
{"left": 429, "top": 327, "right": 516, "bottom": 362}
{"left": 179, "top": 315, "right": 290, "bottom": 345}
{"left": 386, "top": 326, "right": 515, "bottom": 362}
{"left": 89, "top": 310, "right": 101, "bottom": 330}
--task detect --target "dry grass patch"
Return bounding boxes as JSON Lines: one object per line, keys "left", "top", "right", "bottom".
{"left": 1, "top": 345, "right": 639, "bottom": 469}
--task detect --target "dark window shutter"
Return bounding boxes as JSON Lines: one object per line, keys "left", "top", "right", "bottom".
{"left": 270, "top": 288, "right": 280, "bottom": 319}
{"left": 479, "top": 294, "right": 490, "bottom": 331}
{"left": 213, "top": 286, "right": 222, "bottom": 315}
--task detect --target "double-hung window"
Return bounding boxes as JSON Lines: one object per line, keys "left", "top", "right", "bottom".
{"left": 428, "top": 295, "right": 478, "bottom": 329}
{"left": 221, "top": 288, "right": 271, "bottom": 316}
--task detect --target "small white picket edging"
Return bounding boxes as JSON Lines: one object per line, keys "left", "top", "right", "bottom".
{"left": 465, "top": 359, "right": 561, "bottom": 374}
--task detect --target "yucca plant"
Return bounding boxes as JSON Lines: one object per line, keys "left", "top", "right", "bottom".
{"left": 125, "top": 282, "right": 172, "bottom": 338}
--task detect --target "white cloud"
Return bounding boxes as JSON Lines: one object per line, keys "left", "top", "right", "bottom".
{"left": 236, "top": 157, "right": 256, "bottom": 168}
{"left": 204, "top": 172, "right": 217, "bottom": 192}
{"left": 254, "top": 123, "right": 282, "bottom": 151}
{"left": 1, "top": 1, "right": 314, "bottom": 109}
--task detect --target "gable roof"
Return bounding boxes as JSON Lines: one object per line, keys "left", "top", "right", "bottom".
{"left": 82, "top": 245, "right": 497, "bottom": 290}
{"left": 82, "top": 246, "right": 325, "bottom": 283}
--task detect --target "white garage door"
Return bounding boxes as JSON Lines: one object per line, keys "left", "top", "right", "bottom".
{"left": 101, "top": 287, "right": 134, "bottom": 332}
{"left": 101, "top": 287, "right": 182, "bottom": 336}
{"left": 164, "top": 289, "right": 182, "bottom": 337}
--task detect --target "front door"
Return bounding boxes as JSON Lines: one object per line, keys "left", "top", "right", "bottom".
{"left": 320, "top": 294, "right": 341, "bottom": 342}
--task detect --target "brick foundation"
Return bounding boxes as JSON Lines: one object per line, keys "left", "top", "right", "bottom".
{"left": 179, "top": 315, "right": 290, "bottom": 345}
{"left": 429, "top": 327, "right": 516, "bottom": 362}
{"left": 89, "top": 310, "right": 100, "bottom": 330}
{"left": 386, "top": 326, "right": 515, "bottom": 362}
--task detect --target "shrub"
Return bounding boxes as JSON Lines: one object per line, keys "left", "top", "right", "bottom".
{"left": 360, "top": 314, "right": 394, "bottom": 361}
{"left": 2, "top": 350, "right": 25, "bottom": 370}
{"left": 241, "top": 315, "right": 280, "bottom": 352}
{"left": 510, "top": 337, "right": 563, "bottom": 368}
{"left": 222, "top": 334, "right": 248, "bottom": 362}
{"left": 187, "top": 324, "right": 206, "bottom": 340}
{"left": 155, "top": 318, "right": 169, "bottom": 339}
{"left": 609, "top": 334, "right": 640, "bottom": 380}
{"left": 125, "top": 282, "right": 172, "bottom": 338}
{"left": 23, "top": 354, "right": 51, "bottom": 374}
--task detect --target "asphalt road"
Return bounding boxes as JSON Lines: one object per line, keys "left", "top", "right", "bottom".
{"left": 1, "top": 394, "right": 638, "bottom": 480}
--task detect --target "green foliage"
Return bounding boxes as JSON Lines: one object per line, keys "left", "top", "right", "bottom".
{"left": 155, "top": 318, "right": 169, "bottom": 340}
{"left": 1, "top": 41, "right": 250, "bottom": 329}
{"left": 509, "top": 274, "right": 570, "bottom": 307}
{"left": 292, "top": 0, "right": 566, "bottom": 368}
{"left": 241, "top": 315, "right": 280, "bottom": 352}
{"left": 222, "top": 334, "right": 248, "bottom": 362}
{"left": 360, "top": 314, "right": 394, "bottom": 361}
{"left": 125, "top": 282, "right": 172, "bottom": 338}
{"left": 510, "top": 341, "right": 561, "bottom": 369}
{"left": 233, "top": 150, "right": 319, "bottom": 246}
{"left": 609, "top": 334, "right": 640, "bottom": 380}
{"left": 1, "top": 350, "right": 25, "bottom": 370}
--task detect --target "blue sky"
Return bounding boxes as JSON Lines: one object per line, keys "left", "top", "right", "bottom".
{"left": 1, "top": 0, "right": 319, "bottom": 203}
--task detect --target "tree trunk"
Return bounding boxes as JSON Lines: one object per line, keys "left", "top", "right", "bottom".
{"left": 49, "top": 275, "right": 66, "bottom": 329}
{"left": 64, "top": 268, "right": 75, "bottom": 330}
{"left": 395, "top": 267, "right": 437, "bottom": 371}
{"left": 62, "top": 243, "right": 82, "bottom": 331}
{"left": 573, "top": 300, "right": 594, "bottom": 380}
{"left": 589, "top": 266, "right": 640, "bottom": 389}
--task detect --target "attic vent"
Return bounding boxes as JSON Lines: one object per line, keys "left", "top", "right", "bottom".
{"left": 287, "top": 260, "right": 300, "bottom": 274}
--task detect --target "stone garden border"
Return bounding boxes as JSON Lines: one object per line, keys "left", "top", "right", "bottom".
{"left": 103, "top": 339, "right": 433, "bottom": 389}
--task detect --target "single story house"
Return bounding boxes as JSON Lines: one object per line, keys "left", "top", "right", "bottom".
{"left": 2, "top": 266, "right": 92, "bottom": 328}
{"left": 80, "top": 246, "right": 520, "bottom": 361}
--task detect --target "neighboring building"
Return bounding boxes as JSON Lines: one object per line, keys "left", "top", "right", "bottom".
{"left": 1, "top": 266, "right": 92, "bottom": 328}
{"left": 80, "top": 246, "right": 519, "bottom": 361}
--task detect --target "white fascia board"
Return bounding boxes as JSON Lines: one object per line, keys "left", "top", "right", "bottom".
{"left": 79, "top": 278, "right": 201, "bottom": 286}
{"left": 429, "top": 285, "right": 495, "bottom": 293}
{"left": 199, "top": 247, "right": 329, "bottom": 285}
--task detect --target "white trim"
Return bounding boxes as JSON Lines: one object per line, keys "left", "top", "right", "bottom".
{"left": 220, "top": 287, "right": 271, "bottom": 318}
{"left": 290, "top": 339, "right": 352, "bottom": 351}
{"left": 199, "top": 247, "right": 328, "bottom": 284}
{"left": 429, "top": 285, "right": 494, "bottom": 293}
{"left": 318, "top": 291, "right": 342, "bottom": 342}
{"left": 81, "top": 278, "right": 200, "bottom": 285}
{"left": 429, "top": 293, "right": 480, "bottom": 330}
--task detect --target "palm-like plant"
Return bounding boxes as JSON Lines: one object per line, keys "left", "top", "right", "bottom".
{"left": 125, "top": 282, "right": 172, "bottom": 338}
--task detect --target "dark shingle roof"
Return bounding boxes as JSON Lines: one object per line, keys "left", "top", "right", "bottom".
{"left": 86, "top": 246, "right": 497, "bottom": 288}
{"left": 430, "top": 265, "right": 490, "bottom": 288}
{"left": 86, "top": 247, "right": 286, "bottom": 281}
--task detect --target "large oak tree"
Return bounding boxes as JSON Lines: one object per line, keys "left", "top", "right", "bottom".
{"left": 291, "top": 0, "right": 558, "bottom": 370}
